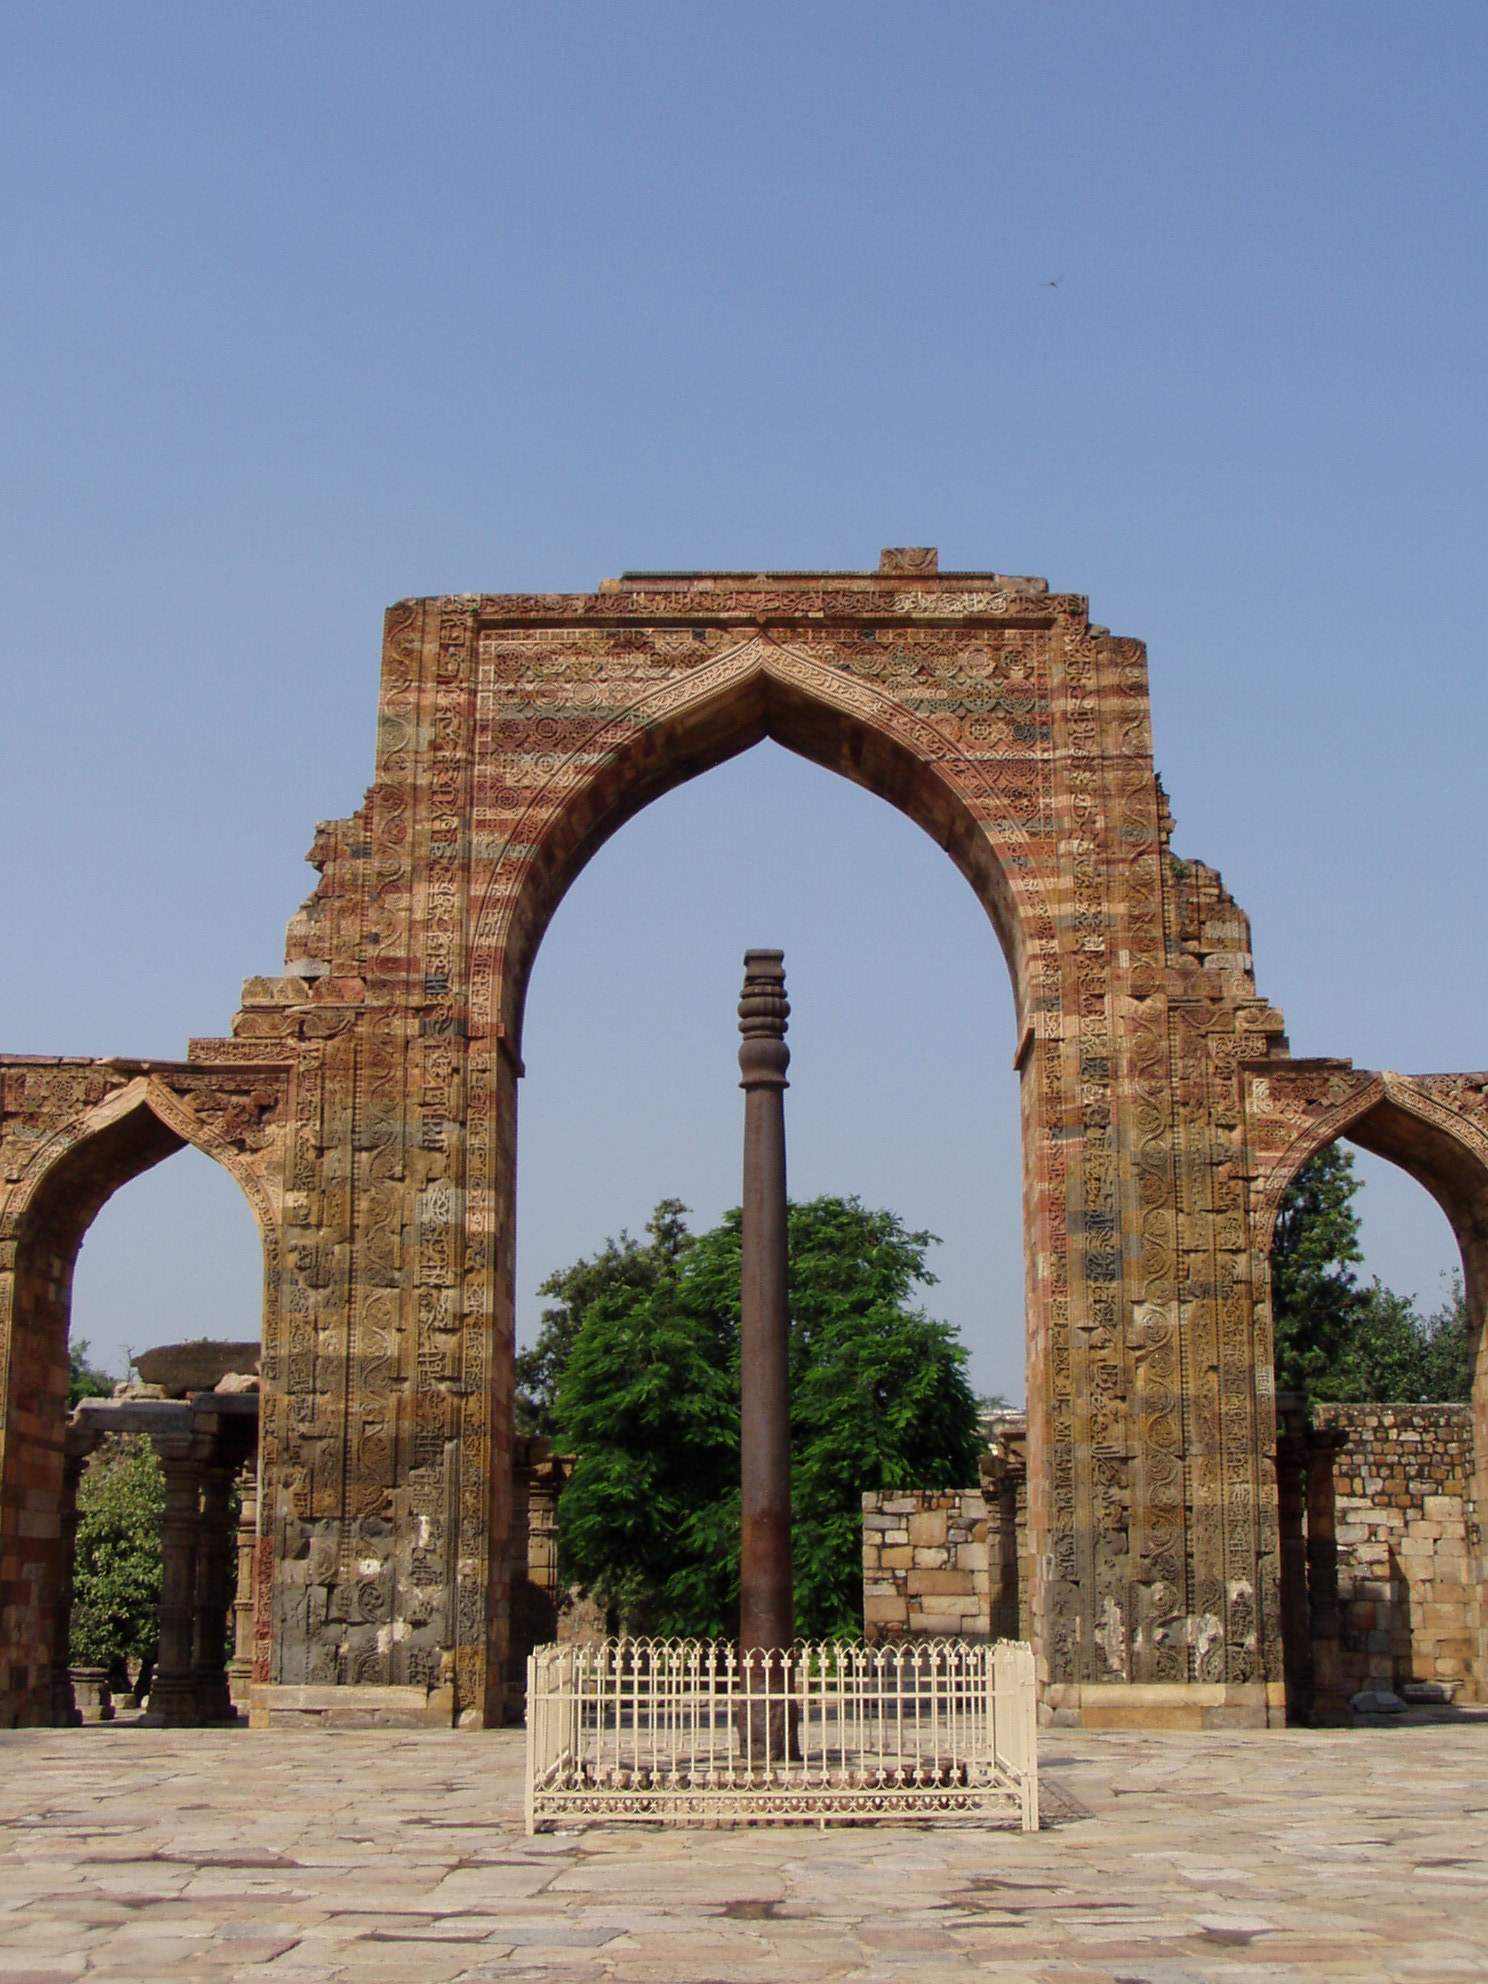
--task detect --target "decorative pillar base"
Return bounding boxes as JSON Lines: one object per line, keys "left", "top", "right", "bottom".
{"left": 67, "top": 1666, "right": 114, "bottom": 1723}
{"left": 141, "top": 1682, "right": 201, "bottom": 1728}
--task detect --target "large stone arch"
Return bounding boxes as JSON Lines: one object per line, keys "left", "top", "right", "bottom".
{"left": 0, "top": 1064, "right": 289, "bottom": 1725}
{"left": 460, "top": 631, "right": 1065, "bottom": 1717}
{"left": 1242, "top": 1062, "right": 1488, "bottom": 1698}
{"left": 225, "top": 564, "right": 1322, "bottom": 1727}
{"left": 22, "top": 554, "right": 1482, "bottom": 1729}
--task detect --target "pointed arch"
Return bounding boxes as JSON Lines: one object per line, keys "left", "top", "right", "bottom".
{"left": 0, "top": 1068, "right": 284, "bottom": 1724}
{"left": 469, "top": 633, "right": 1056, "bottom": 1056}
{"left": 1248, "top": 1068, "right": 1488, "bottom": 1707}
{"left": 2, "top": 1073, "right": 278, "bottom": 1255}
{"left": 456, "top": 630, "right": 1062, "bottom": 1722}
{"left": 1252, "top": 1072, "right": 1488, "bottom": 1299}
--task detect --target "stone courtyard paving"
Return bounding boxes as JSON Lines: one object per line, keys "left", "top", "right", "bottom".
{"left": 1, "top": 1720, "right": 1486, "bottom": 1982}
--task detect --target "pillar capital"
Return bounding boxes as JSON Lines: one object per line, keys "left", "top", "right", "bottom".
{"left": 738, "top": 949, "right": 790, "bottom": 1091}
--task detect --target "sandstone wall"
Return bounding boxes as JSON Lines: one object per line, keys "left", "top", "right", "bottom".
{"left": 1316, "top": 1402, "right": 1476, "bottom": 1700}
{"left": 862, "top": 1491, "right": 993, "bottom": 1640}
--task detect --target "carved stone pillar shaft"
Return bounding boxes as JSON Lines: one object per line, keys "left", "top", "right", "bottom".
{"left": 192, "top": 1459, "right": 238, "bottom": 1722}
{"left": 983, "top": 1455, "right": 1024, "bottom": 1644}
{"left": 737, "top": 949, "right": 793, "bottom": 1657}
{"left": 149, "top": 1438, "right": 203, "bottom": 1726}
{"left": 229, "top": 1456, "right": 258, "bottom": 1710}
{"left": 1274, "top": 1400, "right": 1312, "bottom": 1726}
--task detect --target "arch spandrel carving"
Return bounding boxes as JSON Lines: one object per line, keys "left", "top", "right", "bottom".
{"left": 0, "top": 1071, "right": 288, "bottom": 1244}
{"left": 1244, "top": 1065, "right": 1488, "bottom": 1259}
{"left": 468, "top": 632, "right": 1061, "bottom": 1048}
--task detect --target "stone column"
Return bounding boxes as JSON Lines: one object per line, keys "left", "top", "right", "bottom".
{"left": 981, "top": 1450, "right": 1023, "bottom": 1643}
{"left": 228, "top": 1454, "right": 258, "bottom": 1710}
{"left": 1306, "top": 1426, "right": 1350, "bottom": 1724}
{"left": 738, "top": 950, "right": 793, "bottom": 1656}
{"left": 148, "top": 1436, "right": 204, "bottom": 1726}
{"left": 49, "top": 1426, "right": 100, "bottom": 1726}
{"left": 1274, "top": 1394, "right": 1313, "bottom": 1725}
{"left": 191, "top": 1454, "right": 238, "bottom": 1722}
{"left": 737, "top": 950, "right": 796, "bottom": 1764}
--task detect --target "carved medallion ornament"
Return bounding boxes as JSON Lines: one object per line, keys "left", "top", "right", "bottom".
{"left": 2, "top": 552, "right": 1484, "bottom": 1727}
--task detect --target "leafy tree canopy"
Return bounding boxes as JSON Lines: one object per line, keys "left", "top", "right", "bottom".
{"left": 1271, "top": 1145, "right": 1472, "bottom": 1404}
{"left": 70, "top": 1435, "right": 164, "bottom": 1670}
{"left": 516, "top": 1199, "right": 690, "bottom": 1436}
{"left": 547, "top": 1195, "right": 983, "bottom": 1640}
{"left": 68, "top": 1339, "right": 116, "bottom": 1409}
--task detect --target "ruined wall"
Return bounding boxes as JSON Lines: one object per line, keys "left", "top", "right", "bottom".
{"left": 5, "top": 551, "right": 1486, "bottom": 1728}
{"left": 1318, "top": 1403, "right": 1477, "bottom": 1701}
{"left": 862, "top": 1491, "right": 993, "bottom": 1640}
{"left": 862, "top": 1414, "right": 1033, "bottom": 1650}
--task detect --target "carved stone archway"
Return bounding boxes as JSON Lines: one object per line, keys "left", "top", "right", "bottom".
{"left": 461, "top": 631, "right": 1062, "bottom": 1718}
{"left": 0, "top": 1064, "right": 288, "bottom": 1724}
{"left": 5, "top": 550, "right": 1485, "bottom": 1728}
{"left": 1242, "top": 1063, "right": 1488, "bottom": 1699}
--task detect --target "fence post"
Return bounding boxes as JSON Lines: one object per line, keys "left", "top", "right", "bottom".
{"left": 524, "top": 1652, "right": 537, "bottom": 1836}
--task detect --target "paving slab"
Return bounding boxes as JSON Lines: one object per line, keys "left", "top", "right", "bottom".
{"left": 1, "top": 1719, "right": 1486, "bottom": 1979}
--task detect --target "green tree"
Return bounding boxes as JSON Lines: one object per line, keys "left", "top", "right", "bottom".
{"left": 550, "top": 1195, "right": 984, "bottom": 1640}
{"left": 1421, "top": 1275, "right": 1472, "bottom": 1401}
{"left": 1271, "top": 1147, "right": 1472, "bottom": 1404}
{"left": 1331, "top": 1282, "right": 1433, "bottom": 1403}
{"left": 68, "top": 1339, "right": 116, "bottom": 1409}
{"left": 555, "top": 1232, "right": 739, "bottom": 1635}
{"left": 70, "top": 1436, "right": 164, "bottom": 1671}
{"left": 516, "top": 1199, "right": 691, "bottom": 1436}
{"left": 785, "top": 1196, "right": 982, "bottom": 1634}
{"left": 1271, "top": 1144, "right": 1366, "bottom": 1399}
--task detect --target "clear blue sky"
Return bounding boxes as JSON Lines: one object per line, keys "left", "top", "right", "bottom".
{"left": 3, "top": 5, "right": 1483, "bottom": 1398}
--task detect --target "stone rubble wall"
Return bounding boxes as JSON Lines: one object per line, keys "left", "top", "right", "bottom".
{"left": 862, "top": 1491, "right": 993, "bottom": 1640}
{"left": 1315, "top": 1402, "right": 1476, "bottom": 1699}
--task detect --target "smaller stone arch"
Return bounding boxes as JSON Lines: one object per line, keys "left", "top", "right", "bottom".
{"left": 2, "top": 1072, "right": 281, "bottom": 1244}
{"left": 1248, "top": 1067, "right": 1488, "bottom": 1316}
{"left": 1243, "top": 1061, "right": 1488, "bottom": 1704}
{"left": 0, "top": 1061, "right": 289, "bottom": 1725}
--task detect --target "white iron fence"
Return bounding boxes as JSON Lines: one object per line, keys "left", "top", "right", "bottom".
{"left": 526, "top": 1637, "right": 1038, "bottom": 1831}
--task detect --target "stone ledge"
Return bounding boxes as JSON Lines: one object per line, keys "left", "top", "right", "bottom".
{"left": 248, "top": 1683, "right": 453, "bottom": 1730}
{"left": 1040, "top": 1681, "right": 1285, "bottom": 1731}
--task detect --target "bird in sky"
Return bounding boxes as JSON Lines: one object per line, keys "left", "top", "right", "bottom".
{"left": 1042, "top": 275, "right": 1063, "bottom": 288}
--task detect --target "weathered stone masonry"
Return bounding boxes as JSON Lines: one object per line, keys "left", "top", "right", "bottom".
{"left": 1319, "top": 1403, "right": 1476, "bottom": 1700}
{"left": 3, "top": 551, "right": 1485, "bottom": 1726}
